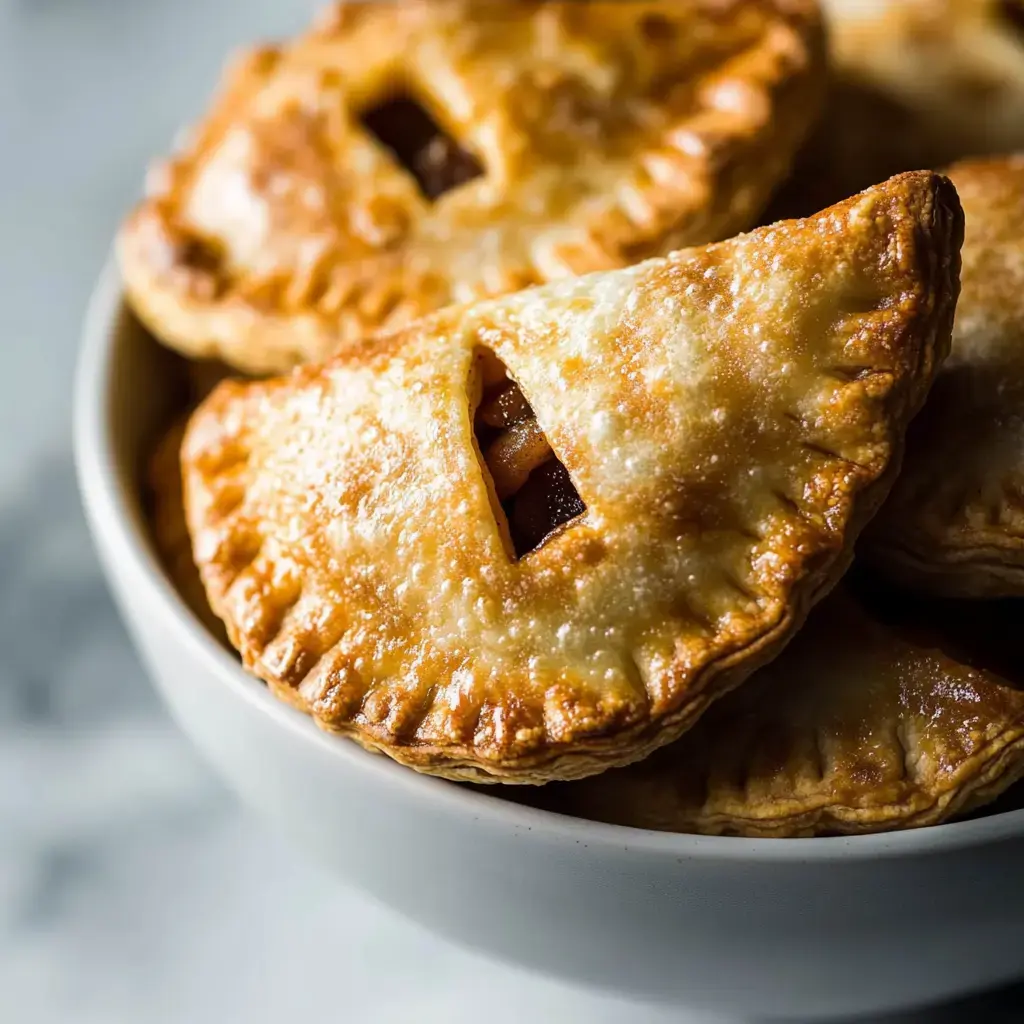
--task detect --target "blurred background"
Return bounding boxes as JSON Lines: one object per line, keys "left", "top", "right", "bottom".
{"left": 0, "top": 2, "right": 1022, "bottom": 1021}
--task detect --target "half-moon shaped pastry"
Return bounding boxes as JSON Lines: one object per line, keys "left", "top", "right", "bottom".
{"left": 181, "top": 171, "right": 962, "bottom": 783}
{"left": 540, "top": 587, "right": 1024, "bottom": 836}
{"left": 866, "top": 156, "right": 1024, "bottom": 597}
{"left": 118, "top": 0, "right": 825, "bottom": 375}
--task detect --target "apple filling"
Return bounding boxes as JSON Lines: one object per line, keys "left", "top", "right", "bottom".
{"left": 474, "top": 352, "right": 585, "bottom": 557}
{"left": 360, "top": 93, "right": 483, "bottom": 200}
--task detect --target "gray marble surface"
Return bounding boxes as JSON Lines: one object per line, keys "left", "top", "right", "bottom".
{"left": 1, "top": 2, "right": 1021, "bottom": 1021}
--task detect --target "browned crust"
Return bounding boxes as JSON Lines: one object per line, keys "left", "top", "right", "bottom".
{"left": 118, "top": 0, "right": 824, "bottom": 374}
{"left": 539, "top": 590, "right": 1024, "bottom": 836}
{"left": 181, "top": 171, "right": 962, "bottom": 783}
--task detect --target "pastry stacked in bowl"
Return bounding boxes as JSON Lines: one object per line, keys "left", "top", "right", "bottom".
{"left": 127, "top": 0, "right": 1024, "bottom": 837}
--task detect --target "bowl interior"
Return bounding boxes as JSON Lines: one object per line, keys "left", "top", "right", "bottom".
{"left": 77, "top": 261, "right": 1024, "bottom": 861}
{"left": 104, "top": 298, "right": 193, "bottom": 542}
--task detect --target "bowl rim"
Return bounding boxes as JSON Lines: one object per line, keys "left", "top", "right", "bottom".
{"left": 75, "top": 258, "right": 1024, "bottom": 863}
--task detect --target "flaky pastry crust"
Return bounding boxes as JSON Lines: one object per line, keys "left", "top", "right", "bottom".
{"left": 182, "top": 172, "right": 962, "bottom": 783}
{"left": 118, "top": 0, "right": 824, "bottom": 374}
{"left": 866, "top": 157, "right": 1024, "bottom": 597}
{"left": 540, "top": 588, "right": 1024, "bottom": 836}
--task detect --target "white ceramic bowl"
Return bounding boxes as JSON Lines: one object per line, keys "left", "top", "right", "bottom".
{"left": 75, "top": 262, "right": 1024, "bottom": 1021}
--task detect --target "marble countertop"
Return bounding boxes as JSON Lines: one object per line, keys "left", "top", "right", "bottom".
{"left": 1, "top": 2, "right": 1021, "bottom": 1020}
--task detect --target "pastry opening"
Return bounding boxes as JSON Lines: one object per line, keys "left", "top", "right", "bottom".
{"left": 471, "top": 348, "right": 586, "bottom": 559}
{"left": 175, "top": 232, "right": 226, "bottom": 280}
{"left": 359, "top": 91, "right": 484, "bottom": 201}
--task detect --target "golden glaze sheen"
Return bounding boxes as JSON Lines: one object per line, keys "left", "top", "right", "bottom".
{"left": 182, "top": 172, "right": 962, "bottom": 783}
{"left": 541, "top": 589, "right": 1024, "bottom": 836}
{"left": 867, "top": 157, "right": 1024, "bottom": 597}
{"left": 118, "top": 0, "right": 824, "bottom": 375}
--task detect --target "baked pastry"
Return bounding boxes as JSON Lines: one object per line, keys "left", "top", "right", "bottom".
{"left": 181, "top": 171, "right": 962, "bottom": 783}
{"left": 764, "top": 1, "right": 1024, "bottom": 222}
{"left": 539, "top": 586, "right": 1024, "bottom": 836}
{"left": 866, "top": 157, "right": 1024, "bottom": 597}
{"left": 118, "top": 0, "right": 825, "bottom": 375}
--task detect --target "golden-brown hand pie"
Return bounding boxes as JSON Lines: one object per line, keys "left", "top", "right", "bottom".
{"left": 118, "top": 0, "right": 825, "bottom": 375}
{"left": 538, "top": 587, "right": 1024, "bottom": 837}
{"left": 866, "top": 157, "right": 1024, "bottom": 597}
{"left": 181, "top": 172, "right": 962, "bottom": 783}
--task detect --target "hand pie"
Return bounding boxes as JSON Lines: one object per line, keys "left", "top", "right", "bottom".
{"left": 539, "top": 587, "right": 1024, "bottom": 837}
{"left": 118, "top": 0, "right": 825, "bottom": 375}
{"left": 181, "top": 172, "right": 962, "bottom": 783}
{"left": 866, "top": 157, "right": 1024, "bottom": 597}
